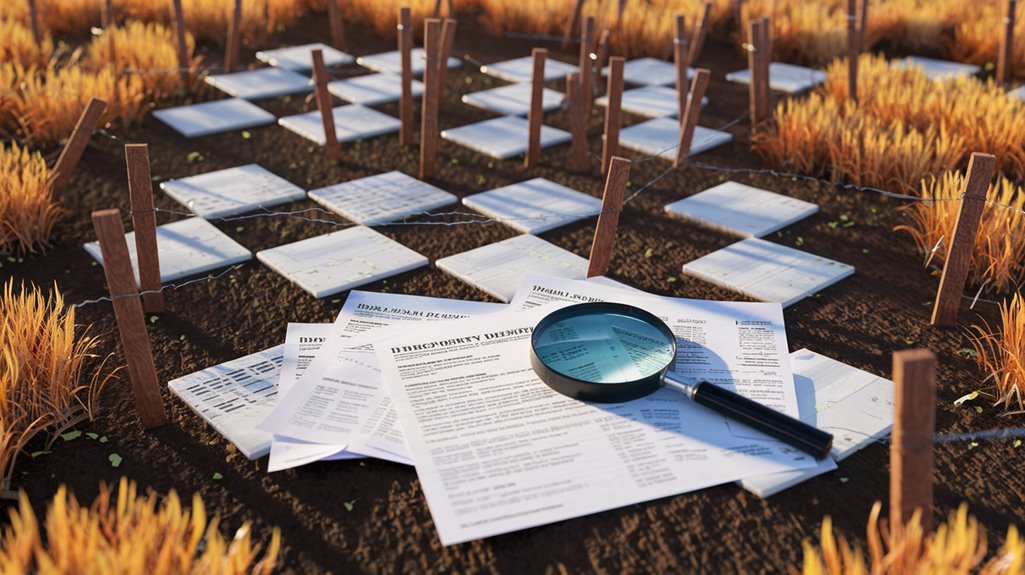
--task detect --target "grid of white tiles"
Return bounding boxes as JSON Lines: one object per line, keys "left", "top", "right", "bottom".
{"left": 255, "top": 43, "right": 355, "bottom": 71}
{"left": 441, "top": 115, "right": 571, "bottom": 160}
{"left": 204, "top": 68, "right": 313, "bottom": 100}
{"left": 308, "top": 171, "right": 457, "bottom": 225}
{"left": 356, "top": 49, "right": 461, "bottom": 77}
{"left": 256, "top": 226, "right": 428, "bottom": 298}
{"left": 619, "top": 116, "right": 732, "bottom": 159}
{"left": 601, "top": 57, "right": 694, "bottom": 86}
{"left": 892, "top": 56, "right": 980, "bottom": 80}
{"left": 277, "top": 105, "right": 401, "bottom": 146}
{"left": 462, "top": 178, "right": 601, "bottom": 234}
{"left": 479, "top": 56, "right": 578, "bottom": 83}
{"left": 152, "top": 98, "right": 276, "bottom": 138}
{"left": 664, "top": 181, "right": 819, "bottom": 238}
{"left": 436, "top": 234, "right": 591, "bottom": 302}
{"left": 462, "top": 83, "right": 565, "bottom": 116}
{"left": 84, "top": 217, "right": 252, "bottom": 284}
{"left": 327, "top": 73, "right": 425, "bottom": 106}
{"left": 160, "top": 164, "right": 306, "bottom": 219}
{"left": 724, "top": 62, "right": 827, "bottom": 94}
{"left": 681, "top": 237, "right": 854, "bottom": 308}
{"left": 595, "top": 85, "right": 707, "bottom": 118}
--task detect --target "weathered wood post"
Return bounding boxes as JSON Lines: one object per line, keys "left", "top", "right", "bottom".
{"left": 588, "top": 157, "right": 631, "bottom": 277}
{"left": 224, "top": 0, "right": 242, "bottom": 73}
{"left": 399, "top": 7, "right": 414, "bottom": 146}
{"left": 747, "top": 19, "right": 770, "bottom": 131}
{"left": 998, "top": 0, "right": 1017, "bottom": 84}
{"left": 328, "top": 0, "right": 346, "bottom": 51}
{"left": 525, "top": 48, "right": 547, "bottom": 168}
{"left": 580, "top": 15, "right": 596, "bottom": 118}
{"left": 26, "top": 0, "right": 41, "bottom": 46}
{"left": 169, "top": 0, "right": 190, "bottom": 90}
{"left": 847, "top": 0, "right": 858, "bottom": 102}
{"left": 562, "top": 0, "right": 586, "bottom": 49}
{"left": 688, "top": 2, "right": 712, "bottom": 66}
{"left": 674, "top": 68, "right": 710, "bottom": 167}
{"left": 47, "top": 98, "right": 109, "bottom": 201}
{"left": 311, "top": 49, "right": 341, "bottom": 161}
{"left": 674, "top": 14, "right": 689, "bottom": 120}
{"left": 420, "top": 18, "right": 442, "bottom": 179}
{"left": 124, "top": 145, "right": 164, "bottom": 314}
{"left": 436, "top": 19, "right": 458, "bottom": 106}
{"left": 890, "top": 349, "right": 937, "bottom": 532}
{"left": 601, "top": 57, "right": 624, "bottom": 175}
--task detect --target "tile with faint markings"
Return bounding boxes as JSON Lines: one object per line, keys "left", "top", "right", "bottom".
{"left": 462, "top": 178, "right": 601, "bottom": 234}
{"left": 278, "top": 105, "right": 400, "bottom": 146}
{"left": 255, "top": 43, "right": 355, "bottom": 71}
{"left": 309, "top": 171, "right": 456, "bottom": 225}
{"left": 892, "top": 56, "right": 980, "bottom": 80}
{"left": 356, "top": 49, "right": 460, "bottom": 77}
{"left": 327, "top": 73, "right": 425, "bottom": 106}
{"left": 601, "top": 57, "right": 694, "bottom": 86}
{"left": 153, "top": 98, "right": 276, "bottom": 138}
{"left": 725, "top": 62, "right": 826, "bottom": 93}
{"left": 161, "top": 164, "right": 306, "bottom": 219}
{"left": 596, "top": 85, "right": 707, "bottom": 118}
{"left": 441, "top": 115, "right": 571, "bottom": 160}
{"left": 462, "top": 83, "right": 564, "bottom": 116}
{"left": 479, "top": 56, "right": 578, "bottom": 83}
{"left": 664, "top": 181, "right": 818, "bottom": 238}
{"left": 204, "top": 68, "right": 313, "bottom": 100}
{"left": 619, "top": 116, "right": 731, "bottom": 159}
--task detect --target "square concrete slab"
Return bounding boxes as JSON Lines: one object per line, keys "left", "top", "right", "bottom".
{"left": 84, "top": 217, "right": 252, "bottom": 284}
{"left": 152, "top": 98, "right": 276, "bottom": 138}
{"left": 461, "top": 83, "right": 565, "bottom": 116}
{"left": 308, "top": 170, "right": 457, "bottom": 225}
{"left": 462, "top": 178, "right": 601, "bottom": 234}
{"left": 595, "top": 85, "right": 707, "bottom": 118}
{"left": 204, "top": 67, "right": 313, "bottom": 100}
{"left": 441, "top": 115, "right": 571, "bottom": 160}
{"left": 681, "top": 238, "right": 854, "bottom": 308}
{"left": 602, "top": 57, "right": 694, "bottom": 86}
{"left": 893, "top": 56, "right": 980, "bottom": 80}
{"left": 479, "top": 56, "right": 578, "bottom": 83}
{"left": 255, "top": 43, "right": 355, "bottom": 71}
{"left": 664, "top": 181, "right": 819, "bottom": 238}
{"left": 1009, "top": 85, "right": 1025, "bottom": 101}
{"left": 327, "top": 73, "right": 425, "bottom": 106}
{"left": 619, "top": 116, "right": 732, "bottom": 159}
{"left": 256, "top": 226, "right": 428, "bottom": 298}
{"left": 278, "top": 104, "right": 401, "bottom": 146}
{"left": 160, "top": 164, "right": 306, "bottom": 219}
{"left": 724, "top": 62, "right": 827, "bottom": 93}
{"left": 436, "top": 234, "right": 591, "bottom": 302}
{"left": 356, "top": 49, "right": 461, "bottom": 77}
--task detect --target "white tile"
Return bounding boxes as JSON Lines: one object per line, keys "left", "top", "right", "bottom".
{"left": 681, "top": 237, "right": 854, "bottom": 308}
{"left": 356, "top": 49, "right": 461, "bottom": 77}
{"left": 596, "top": 85, "right": 707, "bottom": 118}
{"left": 480, "top": 56, "right": 578, "bottom": 83}
{"left": 257, "top": 226, "right": 428, "bottom": 298}
{"left": 168, "top": 346, "right": 284, "bottom": 460}
{"left": 160, "top": 164, "right": 306, "bottom": 219}
{"left": 664, "top": 181, "right": 819, "bottom": 238}
{"left": 327, "top": 73, "right": 424, "bottom": 106}
{"left": 308, "top": 170, "right": 457, "bottom": 225}
{"left": 278, "top": 104, "right": 400, "bottom": 146}
{"left": 1009, "top": 85, "right": 1025, "bottom": 101}
{"left": 602, "top": 57, "right": 694, "bottom": 86}
{"left": 461, "top": 83, "right": 564, "bottom": 116}
{"left": 462, "top": 178, "right": 601, "bottom": 234}
{"left": 725, "top": 62, "right": 826, "bottom": 94}
{"left": 204, "top": 68, "right": 313, "bottom": 100}
{"left": 152, "top": 98, "right": 276, "bottom": 138}
{"left": 436, "top": 234, "right": 590, "bottom": 302}
{"left": 893, "top": 56, "right": 980, "bottom": 80}
{"left": 255, "top": 43, "right": 355, "bottom": 71}
{"left": 441, "top": 115, "right": 571, "bottom": 160}
{"left": 84, "top": 217, "right": 252, "bottom": 284}
{"left": 619, "top": 116, "right": 732, "bottom": 159}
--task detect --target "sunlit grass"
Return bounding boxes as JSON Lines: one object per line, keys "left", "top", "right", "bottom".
{"left": 0, "top": 143, "right": 60, "bottom": 255}
{"left": 85, "top": 20, "right": 200, "bottom": 100}
{"left": 0, "top": 19, "right": 52, "bottom": 68}
{"left": 970, "top": 293, "right": 1025, "bottom": 412}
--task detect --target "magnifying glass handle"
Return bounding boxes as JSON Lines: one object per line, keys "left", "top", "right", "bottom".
{"left": 664, "top": 375, "right": 833, "bottom": 460}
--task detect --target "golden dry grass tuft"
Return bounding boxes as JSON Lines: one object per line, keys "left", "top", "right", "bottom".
{"left": 0, "top": 18, "right": 53, "bottom": 68}
{"left": 0, "top": 143, "right": 60, "bottom": 255}
{"left": 85, "top": 20, "right": 201, "bottom": 100}
{"left": 114, "top": 0, "right": 306, "bottom": 46}
{"left": 969, "top": 293, "right": 1025, "bottom": 412}
{"left": 0, "top": 0, "right": 100, "bottom": 36}
{"left": 0, "top": 477, "right": 281, "bottom": 574}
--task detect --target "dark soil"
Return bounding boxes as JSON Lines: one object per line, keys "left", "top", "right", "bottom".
{"left": 4, "top": 9, "right": 1023, "bottom": 574}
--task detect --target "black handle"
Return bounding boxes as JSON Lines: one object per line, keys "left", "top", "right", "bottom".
{"left": 691, "top": 382, "right": 833, "bottom": 459}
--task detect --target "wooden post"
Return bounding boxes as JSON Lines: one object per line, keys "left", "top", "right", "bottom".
{"left": 399, "top": 7, "right": 414, "bottom": 146}
{"left": 169, "top": 0, "right": 189, "bottom": 90}
{"left": 747, "top": 19, "right": 767, "bottom": 131}
{"left": 733, "top": 0, "right": 746, "bottom": 32}
{"left": 124, "top": 145, "right": 164, "bottom": 314}
{"left": 602, "top": 56, "right": 624, "bottom": 176}
{"left": 847, "top": 0, "right": 858, "bottom": 103}
{"left": 26, "top": 0, "right": 41, "bottom": 47}
{"left": 587, "top": 157, "right": 631, "bottom": 277}
{"left": 562, "top": 0, "right": 586, "bottom": 49}
{"left": 311, "top": 49, "right": 341, "bottom": 160}
{"left": 595, "top": 29, "right": 612, "bottom": 77}
{"left": 998, "top": 0, "right": 1017, "bottom": 84}
{"left": 674, "top": 68, "right": 710, "bottom": 167}
{"left": 432, "top": 0, "right": 453, "bottom": 18}
{"left": 91, "top": 209, "right": 167, "bottom": 429}
{"left": 688, "top": 2, "right": 712, "bottom": 67}
{"left": 327, "top": 0, "right": 346, "bottom": 51}
{"left": 420, "top": 19, "right": 442, "bottom": 180}
{"left": 856, "top": 0, "right": 869, "bottom": 53}
{"left": 890, "top": 349, "right": 936, "bottom": 532}
{"left": 931, "top": 153, "right": 996, "bottom": 327}
{"left": 525, "top": 48, "right": 547, "bottom": 168}
{"left": 567, "top": 72, "right": 589, "bottom": 173}
{"left": 47, "top": 98, "right": 109, "bottom": 201}
{"left": 436, "top": 19, "right": 457, "bottom": 107}
{"left": 102, "top": 0, "right": 116, "bottom": 63}
{"left": 224, "top": 0, "right": 242, "bottom": 74}
{"left": 580, "top": 15, "right": 596, "bottom": 118}
{"left": 674, "top": 15, "right": 689, "bottom": 120}
{"left": 758, "top": 16, "right": 771, "bottom": 117}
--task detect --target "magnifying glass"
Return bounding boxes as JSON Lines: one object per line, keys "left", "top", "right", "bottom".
{"left": 529, "top": 302, "right": 833, "bottom": 459}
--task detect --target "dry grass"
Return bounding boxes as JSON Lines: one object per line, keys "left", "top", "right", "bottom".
{"left": 0, "top": 0, "right": 100, "bottom": 36}
{"left": 0, "top": 143, "right": 61, "bottom": 255}
{"left": 0, "top": 19, "right": 53, "bottom": 68}
{"left": 894, "top": 172, "right": 1025, "bottom": 294}
{"left": 111, "top": 0, "right": 306, "bottom": 46}
{"left": 797, "top": 501, "right": 1025, "bottom": 574}
{"left": 0, "top": 477, "right": 280, "bottom": 573}
{"left": 84, "top": 20, "right": 200, "bottom": 100}
{"left": 969, "top": 293, "right": 1025, "bottom": 412}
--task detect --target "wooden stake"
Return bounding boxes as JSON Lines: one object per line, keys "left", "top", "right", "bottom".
{"left": 420, "top": 19, "right": 442, "bottom": 180}
{"left": 436, "top": 19, "right": 458, "bottom": 108}
{"left": 224, "top": 0, "right": 242, "bottom": 74}
{"left": 998, "top": 0, "right": 1017, "bottom": 84}
{"left": 525, "top": 48, "right": 547, "bottom": 168}
{"left": 602, "top": 56, "right": 624, "bottom": 176}
{"left": 587, "top": 156, "right": 631, "bottom": 277}
{"left": 674, "top": 14, "right": 689, "bottom": 120}
{"left": 311, "top": 49, "right": 341, "bottom": 161}
{"left": 47, "top": 98, "right": 108, "bottom": 201}
{"left": 856, "top": 0, "right": 869, "bottom": 53}
{"left": 890, "top": 349, "right": 936, "bottom": 532}
{"left": 327, "top": 0, "right": 346, "bottom": 51}
{"left": 398, "top": 7, "right": 414, "bottom": 146}
{"left": 26, "top": 0, "right": 41, "bottom": 47}
{"left": 580, "top": 15, "right": 596, "bottom": 118}
{"left": 169, "top": 0, "right": 189, "bottom": 90}
{"left": 124, "top": 145, "right": 164, "bottom": 314}
{"left": 931, "top": 153, "right": 996, "bottom": 327}
{"left": 102, "top": 0, "right": 116, "bottom": 63}
{"left": 562, "top": 0, "right": 586, "bottom": 50}
{"left": 747, "top": 19, "right": 767, "bottom": 130}
{"left": 688, "top": 2, "right": 712, "bottom": 67}
{"left": 595, "top": 29, "right": 612, "bottom": 77}
{"left": 432, "top": 0, "right": 453, "bottom": 18}
{"left": 733, "top": 0, "right": 746, "bottom": 32}
{"left": 91, "top": 209, "right": 167, "bottom": 429}
{"left": 758, "top": 16, "right": 771, "bottom": 118}
{"left": 567, "top": 72, "right": 589, "bottom": 173}
{"left": 847, "top": 0, "right": 858, "bottom": 103}
{"left": 674, "top": 68, "right": 710, "bottom": 167}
